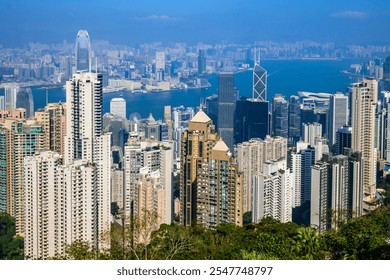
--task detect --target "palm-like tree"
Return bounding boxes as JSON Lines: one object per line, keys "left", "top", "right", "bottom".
{"left": 291, "top": 227, "right": 321, "bottom": 260}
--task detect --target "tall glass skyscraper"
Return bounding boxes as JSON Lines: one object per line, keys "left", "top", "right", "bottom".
{"left": 336, "top": 125, "right": 352, "bottom": 155}
{"left": 234, "top": 98, "right": 269, "bottom": 144}
{"left": 383, "top": 54, "right": 390, "bottom": 80}
{"left": 75, "top": 30, "right": 91, "bottom": 72}
{"left": 15, "top": 87, "right": 34, "bottom": 118}
{"left": 217, "top": 72, "right": 236, "bottom": 151}
{"left": 288, "top": 95, "right": 301, "bottom": 144}
{"left": 328, "top": 93, "right": 348, "bottom": 146}
{"left": 198, "top": 49, "right": 206, "bottom": 74}
{"left": 253, "top": 64, "right": 267, "bottom": 101}
{"left": 272, "top": 95, "right": 288, "bottom": 138}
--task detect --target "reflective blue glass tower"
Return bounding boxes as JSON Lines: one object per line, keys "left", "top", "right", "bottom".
{"left": 75, "top": 30, "right": 91, "bottom": 72}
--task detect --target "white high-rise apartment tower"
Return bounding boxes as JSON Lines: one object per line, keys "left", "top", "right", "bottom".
{"left": 236, "top": 136, "right": 287, "bottom": 213}
{"left": 124, "top": 137, "right": 173, "bottom": 225}
{"left": 350, "top": 79, "right": 377, "bottom": 199}
{"left": 24, "top": 31, "right": 111, "bottom": 259}
{"left": 302, "top": 122, "right": 322, "bottom": 147}
{"left": 64, "top": 71, "right": 111, "bottom": 245}
{"left": 24, "top": 152, "right": 100, "bottom": 259}
{"left": 252, "top": 159, "right": 292, "bottom": 223}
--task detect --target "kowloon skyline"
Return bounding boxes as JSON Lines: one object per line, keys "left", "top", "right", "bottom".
{"left": 1, "top": 1, "right": 390, "bottom": 47}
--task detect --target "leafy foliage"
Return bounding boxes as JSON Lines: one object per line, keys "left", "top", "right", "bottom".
{"left": 291, "top": 227, "right": 323, "bottom": 260}
{"left": 3, "top": 204, "right": 390, "bottom": 260}
{"left": 0, "top": 213, "right": 24, "bottom": 260}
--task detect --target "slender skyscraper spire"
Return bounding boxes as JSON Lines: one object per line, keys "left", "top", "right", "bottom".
{"left": 75, "top": 30, "right": 91, "bottom": 72}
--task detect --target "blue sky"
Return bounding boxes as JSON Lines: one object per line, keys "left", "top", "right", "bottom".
{"left": 0, "top": 0, "right": 389, "bottom": 47}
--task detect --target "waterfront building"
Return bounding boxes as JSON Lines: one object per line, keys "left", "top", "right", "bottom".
{"left": 299, "top": 91, "right": 331, "bottom": 110}
{"left": 198, "top": 49, "right": 206, "bottom": 74}
{"left": 155, "top": 52, "right": 166, "bottom": 73}
{"left": 4, "top": 83, "right": 18, "bottom": 111}
{"left": 253, "top": 56, "right": 267, "bottom": 101}
{"left": 15, "top": 87, "right": 34, "bottom": 118}
{"left": 75, "top": 30, "right": 91, "bottom": 72}
{"left": 110, "top": 97, "right": 126, "bottom": 119}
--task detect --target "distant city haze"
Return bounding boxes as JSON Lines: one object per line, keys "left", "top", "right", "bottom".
{"left": 0, "top": 0, "right": 390, "bottom": 47}
{"left": 29, "top": 59, "right": 356, "bottom": 120}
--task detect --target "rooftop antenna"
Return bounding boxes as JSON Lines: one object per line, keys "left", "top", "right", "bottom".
{"left": 46, "top": 87, "right": 48, "bottom": 106}
{"left": 199, "top": 97, "right": 204, "bottom": 111}
{"left": 254, "top": 47, "right": 260, "bottom": 66}
{"left": 95, "top": 57, "right": 98, "bottom": 73}
{"left": 253, "top": 48, "right": 256, "bottom": 67}
{"left": 258, "top": 48, "right": 261, "bottom": 65}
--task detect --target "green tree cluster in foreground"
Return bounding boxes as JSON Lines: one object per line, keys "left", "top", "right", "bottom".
{"left": 0, "top": 213, "right": 24, "bottom": 259}
{"left": 59, "top": 204, "right": 390, "bottom": 260}
{"left": 2, "top": 201, "right": 389, "bottom": 260}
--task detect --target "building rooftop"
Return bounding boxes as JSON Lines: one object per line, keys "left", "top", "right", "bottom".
{"left": 212, "top": 139, "right": 229, "bottom": 152}
{"left": 190, "top": 108, "right": 211, "bottom": 123}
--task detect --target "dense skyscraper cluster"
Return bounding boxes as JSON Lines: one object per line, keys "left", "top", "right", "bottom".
{"left": 0, "top": 26, "right": 389, "bottom": 261}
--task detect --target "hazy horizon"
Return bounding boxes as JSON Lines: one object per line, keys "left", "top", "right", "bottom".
{"left": 1, "top": 0, "right": 390, "bottom": 47}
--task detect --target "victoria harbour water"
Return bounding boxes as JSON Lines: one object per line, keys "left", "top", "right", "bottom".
{"left": 31, "top": 59, "right": 361, "bottom": 120}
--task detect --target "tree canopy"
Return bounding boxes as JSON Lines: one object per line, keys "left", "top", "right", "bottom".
{"left": 0, "top": 213, "right": 24, "bottom": 260}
